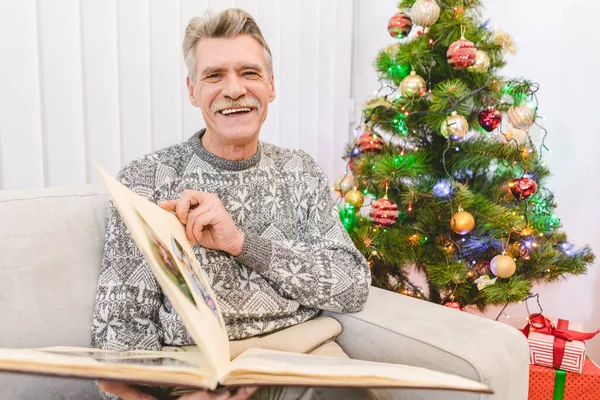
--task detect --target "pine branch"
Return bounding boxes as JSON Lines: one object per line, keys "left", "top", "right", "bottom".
{"left": 342, "top": 0, "right": 595, "bottom": 310}
{"left": 481, "top": 277, "right": 532, "bottom": 305}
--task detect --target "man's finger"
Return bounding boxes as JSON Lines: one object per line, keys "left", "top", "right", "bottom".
{"left": 175, "top": 196, "right": 198, "bottom": 224}
{"left": 190, "top": 212, "right": 218, "bottom": 243}
{"left": 179, "top": 389, "right": 230, "bottom": 400}
{"left": 186, "top": 213, "right": 204, "bottom": 245}
{"left": 188, "top": 202, "right": 213, "bottom": 219}
{"left": 175, "top": 191, "right": 215, "bottom": 224}
{"left": 230, "top": 386, "right": 258, "bottom": 399}
{"left": 158, "top": 199, "right": 177, "bottom": 211}
{"left": 187, "top": 204, "right": 218, "bottom": 244}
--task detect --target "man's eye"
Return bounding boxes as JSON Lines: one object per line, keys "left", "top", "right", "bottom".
{"left": 206, "top": 73, "right": 221, "bottom": 80}
{"left": 243, "top": 71, "right": 258, "bottom": 76}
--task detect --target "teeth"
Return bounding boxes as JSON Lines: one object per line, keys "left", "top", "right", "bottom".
{"left": 220, "top": 108, "right": 252, "bottom": 115}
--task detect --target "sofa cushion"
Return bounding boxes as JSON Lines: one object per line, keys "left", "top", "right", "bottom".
{"left": 0, "top": 185, "right": 109, "bottom": 399}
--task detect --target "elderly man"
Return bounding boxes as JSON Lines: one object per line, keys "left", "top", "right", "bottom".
{"left": 92, "top": 8, "right": 371, "bottom": 400}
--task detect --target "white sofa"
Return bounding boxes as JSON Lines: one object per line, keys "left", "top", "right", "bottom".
{"left": 0, "top": 185, "right": 530, "bottom": 399}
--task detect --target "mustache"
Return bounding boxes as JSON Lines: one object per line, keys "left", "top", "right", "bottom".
{"left": 210, "top": 97, "right": 260, "bottom": 113}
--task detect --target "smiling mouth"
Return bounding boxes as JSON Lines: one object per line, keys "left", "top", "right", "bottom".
{"left": 219, "top": 108, "right": 254, "bottom": 116}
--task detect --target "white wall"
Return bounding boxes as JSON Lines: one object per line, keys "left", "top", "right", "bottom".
{"left": 0, "top": 0, "right": 353, "bottom": 189}
{"left": 353, "top": 0, "right": 600, "bottom": 362}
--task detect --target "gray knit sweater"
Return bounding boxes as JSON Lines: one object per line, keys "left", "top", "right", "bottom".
{"left": 91, "top": 130, "right": 370, "bottom": 353}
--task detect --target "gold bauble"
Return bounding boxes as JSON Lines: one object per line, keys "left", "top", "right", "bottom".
{"left": 411, "top": 0, "right": 440, "bottom": 27}
{"left": 490, "top": 254, "right": 517, "bottom": 278}
{"left": 493, "top": 30, "right": 517, "bottom": 54}
{"left": 450, "top": 211, "right": 475, "bottom": 235}
{"left": 503, "top": 128, "right": 528, "bottom": 145}
{"left": 339, "top": 175, "right": 358, "bottom": 196}
{"left": 344, "top": 190, "right": 365, "bottom": 208}
{"left": 507, "top": 104, "right": 536, "bottom": 130}
{"left": 468, "top": 51, "right": 491, "bottom": 73}
{"left": 400, "top": 71, "right": 426, "bottom": 98}
{"left": 365, "top": 96, "right": 393, "bottom": 110}
{"left": 440, "top": 111, "right": 469, "bottom": 141}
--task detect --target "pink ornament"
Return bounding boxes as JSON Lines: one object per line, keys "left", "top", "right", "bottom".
{"left": 447, "top": 38, "right": 477, "bottom": 69}
{"left": 388, "top": 13, "right": 413, "bottom": 39}
{"left": 370, "top": 197, "right": 399, "bottom": 227}
{"left": 357, "top": 130, "right": 384, "bottom": 153}
{"left": 509, "top": 177, "right": 538, "bottom": 200}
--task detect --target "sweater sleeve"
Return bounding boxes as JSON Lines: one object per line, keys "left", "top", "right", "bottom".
{"left": 90, "top": 163, "right": 164, "bottom": 399}
{"left": 236, "top": 156, "right": 371, "bottom": 313}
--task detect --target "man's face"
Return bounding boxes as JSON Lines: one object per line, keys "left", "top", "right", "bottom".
{"left": 187, "top": 35, "right": 275, "bottom": 145}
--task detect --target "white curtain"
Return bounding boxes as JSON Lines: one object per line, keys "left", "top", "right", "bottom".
{"left": 0, "top": 0, "right": 354, "bottom": 190}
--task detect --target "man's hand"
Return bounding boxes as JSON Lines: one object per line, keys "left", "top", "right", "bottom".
{"left": 98, "top": 381, "right": 258, "bottom": 400}
{"left": 159, "top": 190, "right": 245, "bottom": 256}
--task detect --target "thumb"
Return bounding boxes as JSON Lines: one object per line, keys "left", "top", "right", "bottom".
{"left": 158, "top": 199, "right": 177, "bottom": 211}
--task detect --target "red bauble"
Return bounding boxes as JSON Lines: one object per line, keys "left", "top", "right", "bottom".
{"left": 447, "top": 38, "right": 477, "bottom": 69}
{"left": 444, "top": 301, "right": 463, "bottom": 310}
{"left": 357, "top": 131, "right": 384, "bottom": 153}
{"left": 478, "top": 108, "right": 502, "bottom": 132}
{"left": 509, "top": 177, "right": 538, "bottom": 200}
{"left": 370, "top": 197, "right": 399, "bottom": 227}
{"left": 388, "top": 13, "right": 413, "bottom": 39}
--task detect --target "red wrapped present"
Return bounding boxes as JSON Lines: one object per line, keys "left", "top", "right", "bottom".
{"left": 523, "top": 314, "right": 599, "bottom": 373}
{"left": 528, "top": 357, "right": 600, "bottom": 400}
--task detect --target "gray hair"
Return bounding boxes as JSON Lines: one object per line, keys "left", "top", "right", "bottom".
{"left": 182, "top": 8, "right": 273, "bottom": 83}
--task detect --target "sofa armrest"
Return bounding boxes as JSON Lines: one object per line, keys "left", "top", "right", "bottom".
{"left": 323, "top": 286, "right": 529, "bottom": 400}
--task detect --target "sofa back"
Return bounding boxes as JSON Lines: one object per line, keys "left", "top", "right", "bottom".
{"left": 0, "top": 185, "right": 109, "bottom": 399}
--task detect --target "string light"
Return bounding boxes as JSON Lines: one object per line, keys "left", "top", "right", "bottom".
{"left": 433, "top": 180, "right": 453, "bottom": 197}
{"left": 560, "top": 242, "right": 574, "bottom": 256}
{"left": 358, "top": 34, "right": 585, "bottom": 312}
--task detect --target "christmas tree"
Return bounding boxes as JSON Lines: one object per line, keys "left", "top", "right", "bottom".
{"left": 338, "top": 0, "right": 594, "bottom": 311}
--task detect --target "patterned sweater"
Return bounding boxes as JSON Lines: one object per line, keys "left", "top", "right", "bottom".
{"left": 91, "top": 130, "right": 370, "bottom": 354}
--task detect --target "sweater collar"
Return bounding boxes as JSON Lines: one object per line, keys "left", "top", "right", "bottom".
{"left": 189, "top": 129, "right": 262, "bottom": 171}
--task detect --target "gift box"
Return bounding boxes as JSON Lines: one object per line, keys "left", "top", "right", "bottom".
{"left": 528, "top": 357, "right": 600, "bottom": 400}
{"left": 523, "top": 314, "right": 600, "bottom": 374}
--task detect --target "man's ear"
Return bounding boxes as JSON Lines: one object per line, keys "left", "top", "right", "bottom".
{"left": 187, "top": 77, "right": 199, "bottom": 107}
{"left": 268, "top": 74, "right": 276, "bottom": 102}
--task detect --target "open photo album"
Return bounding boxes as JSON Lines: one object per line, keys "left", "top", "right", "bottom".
{"left": 0, "top": 165, "right": 492, "bottom": 395}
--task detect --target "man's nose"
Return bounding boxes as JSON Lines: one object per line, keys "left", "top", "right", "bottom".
{"left": 222, "top": 74, "right": 247, "bottom": 99}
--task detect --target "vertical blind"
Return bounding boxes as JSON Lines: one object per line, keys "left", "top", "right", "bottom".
{"left": 0, "top": 0, "right": 354, "bottom": 190}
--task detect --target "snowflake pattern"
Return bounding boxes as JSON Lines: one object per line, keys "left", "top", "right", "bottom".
{"left": 91, "top": 131, "right": 370, "bottom": 365}
{"left": 92, "top": 304, "right": 123, "bottom": 342}
{"left": 228, "top": 186, "right": 252, "bottom": 223}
